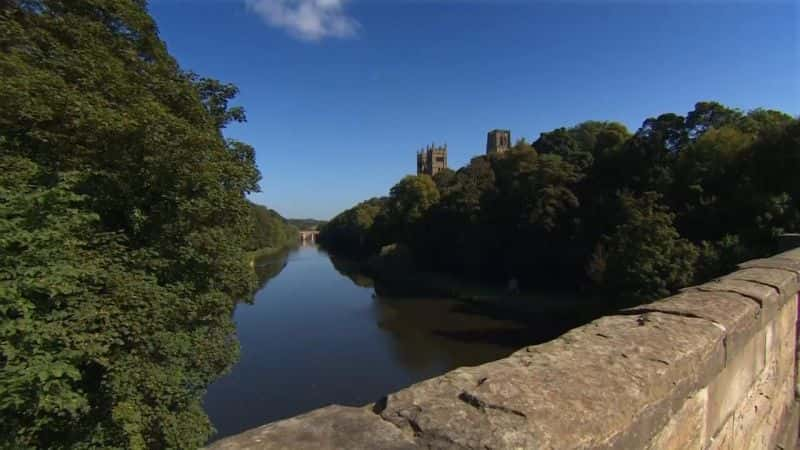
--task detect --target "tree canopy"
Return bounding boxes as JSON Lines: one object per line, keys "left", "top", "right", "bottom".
{"left": 245, "top": 201, "right": 298, "bottom": 253}
{"left": 321, "top": 102, "right": 799, "bottom": 304}
{"left": 1, "top": 1, "right": 265, "bottom": 447}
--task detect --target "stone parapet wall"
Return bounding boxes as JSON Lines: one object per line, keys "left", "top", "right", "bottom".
{"left": 209, "top": 249, "right": 800, "bottom": 450}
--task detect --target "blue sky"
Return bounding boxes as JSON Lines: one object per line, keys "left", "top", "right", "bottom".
{"left": 149, "top": 0, "right": 799, "bottom": 220}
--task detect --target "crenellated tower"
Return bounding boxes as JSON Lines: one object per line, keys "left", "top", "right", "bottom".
{"left": 416, "top": 143, "right": 448, "bottom": 176}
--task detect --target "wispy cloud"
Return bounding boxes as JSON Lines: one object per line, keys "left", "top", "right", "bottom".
{"left": 245, "top": 0, "right": 360, "bottom": 41}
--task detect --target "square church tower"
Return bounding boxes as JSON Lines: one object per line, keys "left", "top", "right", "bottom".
{"left": 486, "top": 129, "right": 511, "bottom": 154}
{"left": 417, "top": 144, "right": 448, "bottom": 176}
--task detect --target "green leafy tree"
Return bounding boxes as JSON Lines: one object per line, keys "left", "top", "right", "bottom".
{"left": 319, "top": 197, "right": 388, "bottom": 256}
{"left": 382, "top": 175, "right": 440, "bottom": 243}
{"left": 511, "top": 138, "right": 534, "bottom": 153}
{"left": 1, "top": 1, "right": 262, "bottom": 448}
{"left": 246, "top": 202, "right": 298, "bottom": 252}
{"left": 694, "top": 235, "right": 749, "bottom": 283}
{"left": 588, "top": 192, "right": 698, "bottom": 304}
{"left": 387, "top": 175, "right": 441, "bottom": 224}
{"left": 487, "top": 149, "right": 582, "bottom": 281}
{"left": 415, "top": 157, "right": 497, "bottom": 275}
{"left": 1, "top": 157, "right": 116, "bottom": 447}
{"left": 533, "top": 127, "right": 592, "bottom": 170}
{"left": 672, "top": 125, "right": 755, "bottom": 241}
{"left": 191, "top": 75, "right": 247, "bottom": 130}
{"left": 685, "top": 101, "right": 744, "bottom": 139}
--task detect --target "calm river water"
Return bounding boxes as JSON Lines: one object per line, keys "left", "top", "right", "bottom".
{"left": 204, "top": 245, "right": 581, "bottom": 441}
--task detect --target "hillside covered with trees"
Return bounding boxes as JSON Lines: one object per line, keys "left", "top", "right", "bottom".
{"left": 246, "top": 201, "right": 298, "bottom": 258}
{"left": 0, "top": 1, "right": 271, "bottom": 448}
{"left": 286, "top": 218, "right": 326, "bottom": 230}
{"left": 320, "top": 102, "right": 800, "bottom": 304}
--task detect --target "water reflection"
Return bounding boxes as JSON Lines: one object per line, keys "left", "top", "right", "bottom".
{"left": 329, "top": 253, "right": 588, "bottom": 370}
{"left": 252, "top": 248, "right": 291, "bottom": 288}
{"left": 370, "top": 297, "right": 523, "bottom": 372}
{"left": 328, "top": 252, "right": 374, "bottom": 288}
{"left": 330, "top": 255, "right": 516, "bottom": 365}
{"left": 205, "top": 245, "right": 581, "bottom": 442}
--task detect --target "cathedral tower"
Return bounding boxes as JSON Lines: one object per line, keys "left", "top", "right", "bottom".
{"left": 416, "top": 144, "right": 448, "bottom": 176}
{"left": 486, "top": 129, "right": 511, "bottom": 154}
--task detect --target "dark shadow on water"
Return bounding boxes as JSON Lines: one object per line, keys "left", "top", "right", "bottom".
{"left": 329, "top": 253, "right": 602, "bottom": 350}
{"left": 368, "top": 295, "right": 521, "bottom": 372}
{"left": 430, "top": 327, "right": 548, "bottom": 348}
{"left": 328, "top": 253, "right": 375, "bottom": 288}
{"left": 252, "top": 248, "right": 291, "bottom": 288}
{"left": 436, "top": 297, "right": 606, "bottom": 347}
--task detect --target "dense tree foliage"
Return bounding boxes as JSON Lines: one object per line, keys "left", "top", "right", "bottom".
{"left": 0, "top": 1, "right": 266, "bottom": 448}
{"left": 319, "top": 197, "right": 387, "bottom": 256}
{"left": 286, "top": 218, "right": 326, "bottom": 230}
{"left": 321, "top": 102, "right": 799, "bottom": 304}
{"left": 245, "top": 202, "right": 298, "bottom": 253}
{"left": 586, "top": 192, "right": 698, "bottom": 304}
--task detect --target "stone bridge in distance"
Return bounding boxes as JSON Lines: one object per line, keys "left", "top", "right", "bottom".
{"left": 298, "top": 230, "right": 319, "bottom": 244}
{"left": 210, "top": 237, "right": 800, "bottom": 450}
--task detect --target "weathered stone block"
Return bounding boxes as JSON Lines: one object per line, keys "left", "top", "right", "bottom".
{"left": 646, "top": 388, "right": 707, "bottom": 450}
{"left": 738, "top": 376, "right": 794, "bottom": 450}
{"left": 773, "top": 298, "right": 797, "bottom": 382}
{"left": 628, "top": 290, "right": 760, "bottom": 367}
{"left": 739, "top": 256, "right": 800, "bottom": 277}
{"left": 773, "top": 399, "right": 800, "bottom": 450}
{"left": 206, "top": 405, "right": 419, "bottom": 450}
{"left": 705, "top": 328, "right": 766, "bottom": 438}
{"left": 777, "top": 246, "right": 800, "bottom": 262}
{"left": 705, "top": 416, "right": 734, "bottom": 450}
{"left": 729, "top": 349, "right": 780, "bottom": 449}
{"left": 721, "top": 267, "right": 799, "bottom": 299}
{"left": 687, "top": 278, "right": 783, "bottom": 326}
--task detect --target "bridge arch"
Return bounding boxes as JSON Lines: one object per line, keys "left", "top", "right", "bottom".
{"left": 298, "top": 230, "right": 320, "bottom": 243}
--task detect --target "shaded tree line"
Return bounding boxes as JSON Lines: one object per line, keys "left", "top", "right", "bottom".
{"left": 320, "top": 102, "right": 799, "bottom": 305}
{"left": 286, "top": 218, "right": 327, "bottom": 230}
{"left": 245, "top": 201, "right": 298, "bottom": 253}
{"left": 0, "top": 1, "right": 272, "bottom": 448}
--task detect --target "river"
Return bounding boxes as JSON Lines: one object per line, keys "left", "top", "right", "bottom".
{"left": 204, "top": 244, "right": 586, "bottom": 441}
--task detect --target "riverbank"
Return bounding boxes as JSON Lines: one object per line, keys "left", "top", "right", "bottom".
{"left": 378, "top": 272, "right": 612, "bottom": 327}
{"left": 247, "top": 244, "right": 297, "bottom": 266}
{"left": 326, "top": 247, "right": 614, "bottom": 329}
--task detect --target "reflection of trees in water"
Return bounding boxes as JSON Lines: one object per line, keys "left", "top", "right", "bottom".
{"left": 237, "top": 248, "right": 292, "bottom": 306}
{"left": 327, "top": 251, "right": 511, "bottom": 372}
{"left": 328, "top": 253, "right": 375, "bottom": 288}
{"left": 369, "top": 295, "right": 597, "bottom": 375}
{"left": 369, "top": 297, "right": 523, "bottom": 374}
{"left": 326, "top": 249, "right": 593, "bottom": 376}
{"left": 253, "top": 249, "right": 291, "bottom": 289}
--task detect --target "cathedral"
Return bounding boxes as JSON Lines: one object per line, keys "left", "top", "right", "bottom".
{"left": 415, "top": 130, "right": 512, "bottom": 176}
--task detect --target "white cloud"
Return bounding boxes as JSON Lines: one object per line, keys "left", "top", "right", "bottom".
{"left": 245, "top": 0, "right": 360, "bottom": 41}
